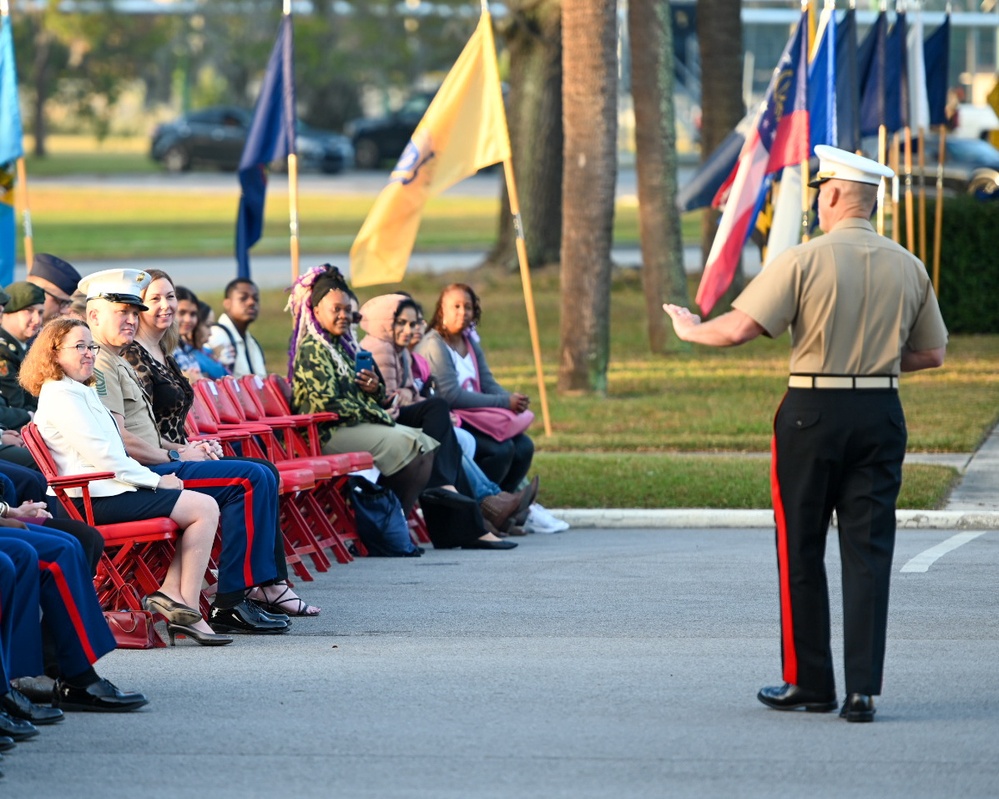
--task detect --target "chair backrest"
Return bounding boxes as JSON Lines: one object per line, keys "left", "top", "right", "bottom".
{"left": 264, "top": 374, "right": 295, "bottom": 415}
{"left": 22, "top": 423, "right": 91, "bottom": 524}
{"left": 220, "top": 375, "right": 264, "bottom": 421}
{"left": 240, "top": 374, "right": 278, "bottom": 418}
{"left": 195, "top": 378, "right": 244, "bottom": 425}
{"left": 21, "top": 423, "right": 58, "bottom": 481}
{"left": 187, "top": 389, "right": 221, "bottom": 435}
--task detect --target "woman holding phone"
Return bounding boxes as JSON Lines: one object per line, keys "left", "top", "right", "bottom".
{"left": 287, "top": 267, "right": 516, "bottom": 552}
{"left": 287, "top": 266, "right": 439, "bottom": 516}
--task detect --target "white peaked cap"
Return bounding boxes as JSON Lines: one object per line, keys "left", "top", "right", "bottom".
{"left": 809, "top": 145, "right": 895, "bottom": 188}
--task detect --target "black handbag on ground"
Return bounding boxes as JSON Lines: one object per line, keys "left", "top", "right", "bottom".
{"left": 418, "top": 488, "right": 486, "bottom": 549}
{"left": 348, "top": 476, "right": 422, "bottom": 557}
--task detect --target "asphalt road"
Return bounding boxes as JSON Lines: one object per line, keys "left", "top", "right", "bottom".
{"left": 4, "top": 526, "right": 996, "bottom": 798}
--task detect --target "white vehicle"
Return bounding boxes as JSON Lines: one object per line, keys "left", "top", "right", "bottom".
{"left": 953, "top": 103, "right": 999, "bottom": 140}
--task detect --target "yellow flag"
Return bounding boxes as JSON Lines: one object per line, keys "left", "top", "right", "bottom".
{"left": 349, "top": 12, "right": 512, "bottom": 288}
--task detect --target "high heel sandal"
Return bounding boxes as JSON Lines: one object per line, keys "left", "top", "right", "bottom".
{"left": 144, "top": 592, "right": 202, "bottom": 626}
{"left": 167, "top": 623, "right": 233, "bottom": 647}
{"left": 249, "top": 583, "right": 321, "bottom": 617}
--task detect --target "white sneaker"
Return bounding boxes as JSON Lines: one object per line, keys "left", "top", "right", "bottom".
{"left": 524, "top": 503, "right": 569, "bottom": 534}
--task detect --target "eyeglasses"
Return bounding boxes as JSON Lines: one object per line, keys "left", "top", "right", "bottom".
{"left": 42, "top": 289, "right": 73, "bottom": 309}
{"left": 59, "top": 343, "right": 101, "bottom": 355}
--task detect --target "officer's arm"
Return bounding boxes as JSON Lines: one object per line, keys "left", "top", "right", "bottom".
{"left": 109, "top": 411, "right": 172, "bottom": 465}
{"left": 900, "top": 345, "right": 946, "bottom": 372}
{"left": 663, "top": 305, "right": 765, "bottom": 347}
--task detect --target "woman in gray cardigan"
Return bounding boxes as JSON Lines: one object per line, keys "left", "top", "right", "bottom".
{"left": 415, "top": 284, "right": 534, "bottom": 492}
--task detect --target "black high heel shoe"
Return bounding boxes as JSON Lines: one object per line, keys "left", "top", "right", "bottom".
{"left": 144, "top": 592, "right": 202, "bottom": 626}
{"left": 167, "top": 623, "right": 233, "bottom": 647}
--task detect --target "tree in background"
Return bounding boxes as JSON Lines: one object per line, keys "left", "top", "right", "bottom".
{"left": 628, "top": 0, "right": 688, "bottom": 354}
{"left": 490, "top": 0, "right": 563, "bottom": 272}
{"left": 8, "top": 0, "right": 478, "bottom": 151}
{"left": 558, "top": 0, "right": 616, "bottom": 395}
{"left": 12, "top": 2, "right": 179, "bottom": 154}
{"left": 695, "top": 0, "right": 745, "bottom": 311}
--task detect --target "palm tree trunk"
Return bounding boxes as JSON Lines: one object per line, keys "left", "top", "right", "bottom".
{"left": 490, "top": 1, "right": 563, "bottom": 271}
{"left": 558, "top": 0, "right": 617, "bottom": 394}
{"left": 628, "top": 0, "right": 689, "bottom": 353}
{"left": 696, "top": 0, "right": 746, "bottom": 311}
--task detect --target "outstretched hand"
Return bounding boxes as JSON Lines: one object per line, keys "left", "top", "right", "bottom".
{"left": 663, "top": 304, "right": 702, "bottom": 341}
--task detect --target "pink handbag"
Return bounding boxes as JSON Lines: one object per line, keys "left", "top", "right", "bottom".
{"left": 454, "top": 407, "right": 534, "bottom": 442}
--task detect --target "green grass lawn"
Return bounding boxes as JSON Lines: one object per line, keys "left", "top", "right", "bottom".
{"left": 14, "top": 145, "right": 993, "bottom": 510}
{"left": 207, "top": 270, "right": 994, "bottom": 511}
{"left": 18, "top": 184, "right": 686, "bottom": 260}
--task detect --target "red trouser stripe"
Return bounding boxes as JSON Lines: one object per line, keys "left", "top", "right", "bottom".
{"left": 39, "top": 559, "right": 99, "bottom": 665}
{"left": 181, "top": 477, "right": 256, "bottom": 585}
{"left": 769, "top": 434, "right": 798, "bottom": 685}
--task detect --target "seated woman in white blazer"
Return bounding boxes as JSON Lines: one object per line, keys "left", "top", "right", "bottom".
{"left": 20, "top": 317, "right": 230, "bottom": 647}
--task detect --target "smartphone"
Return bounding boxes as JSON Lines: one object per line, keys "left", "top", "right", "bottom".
{"left": 355, "top": 350, "right": 374, "bottom": 375}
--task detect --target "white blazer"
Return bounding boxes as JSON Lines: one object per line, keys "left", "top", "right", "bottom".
{"left": 34, "top": 377, "right": 161, "bottom": 498}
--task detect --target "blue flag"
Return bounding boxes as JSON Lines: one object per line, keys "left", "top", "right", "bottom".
{"left": 836, "top": 8, "right": 860, "bottom": 152}
{"left": 1, "top": 15, "right": 24, "bottom": 285}
{"left": 884, "top": 13, "right": 909, "bottom": 133}
{"left": 235, "top": 14, "right": 296, "bottom": 279}
{"left": 859, "top": 12, "right": 887, "bottom": 138}
{"left": 924, "top": 15, "right": 950, "bottom": 127}
{"left": 809, "top": 8, "right": 838, "bottom": 150}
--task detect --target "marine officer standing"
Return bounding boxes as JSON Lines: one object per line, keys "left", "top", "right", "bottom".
{"left": 664, "top": 145, "right": 948, "bottom": 723}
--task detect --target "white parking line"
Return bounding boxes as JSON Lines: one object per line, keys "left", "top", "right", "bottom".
{"left": 900, "top": 532, "right": 987, "bottom": 573}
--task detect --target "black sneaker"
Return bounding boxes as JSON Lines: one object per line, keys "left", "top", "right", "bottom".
{"left": 209, "top": 599, "right": 289, "bottom": 634}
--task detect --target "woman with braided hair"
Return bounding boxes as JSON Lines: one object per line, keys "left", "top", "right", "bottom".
{"left": 287, "top": 266, "right": 515, "bottom": 549}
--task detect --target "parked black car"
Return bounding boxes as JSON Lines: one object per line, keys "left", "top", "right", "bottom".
{"left": 150, "top": 106, "right": 354, "bottom": 174}
{"left": 344, "top": 92, "right": 435, "bottom": 170}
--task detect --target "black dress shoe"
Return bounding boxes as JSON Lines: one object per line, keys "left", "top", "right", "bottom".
{"left": 10, "top": 676, "right": 55, "bottom": 706}
{"left": 839, "top": 693, "right": 876, "bottom": 722}
{"left": 461, "top": 539, "right": 518, "bottom": 550}
{"left": 0, "top": 736, "right": 15, "bottom": 752}
{"left": 54, "top": 678, "right": 149, "bottom": 713}
{"left": 0, "top": 710, "right": 38, "bottom": 741}
{"left": 757, "top": 683, "right": 837, "bottom": 713}
{"left": 209, "top": 599, "right": 289, "bottom": 634}
{"left": 0, "top": 688, "right": 63, "bottom": 725}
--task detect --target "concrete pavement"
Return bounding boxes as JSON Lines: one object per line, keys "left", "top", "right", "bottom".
{"left": 3, "top": 525, "right": 997, "bottom": 798}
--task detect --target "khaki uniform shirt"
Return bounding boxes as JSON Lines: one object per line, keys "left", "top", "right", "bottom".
{"left": 733, "top": 218, "right": 948, "bottom": 375}
{"left": 93, "top": 346, "right": 163, "bottom": 447}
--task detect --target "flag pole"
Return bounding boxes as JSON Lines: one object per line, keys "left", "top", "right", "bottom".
{"left": 800, "top": 0, "right": 812, "bottom": 244}
{"left": 876, "top": 125, "right": 887, "bottom": 234}
{"left": 14, "top": 157, "right": 31, "bottom": 268}
{"left": 284, "top": 0, "right": 300, "bottom": 282}
{"left": 491, "top": 4, "right": 550, "bottom": 438}
{"left": 1, "top": 0, "right": 31, "bottom": 269}
{"left": 917, "top": 125, "right": 926, "bottom": 262}
{"left": 932, "top": 122, "right": 946, "bottom": 293}
{"left": 902, "top": 125, "right": 914, "bottom": 250}
{"left": 502, "top": 147, "right": 551, "bottom": 437}
{"left": 889, "top": 131, "right": 900, "bottom": 243}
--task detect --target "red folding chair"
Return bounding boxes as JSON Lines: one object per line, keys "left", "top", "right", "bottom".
{"left": 191, "top": 380, "right": 346, "bottom": 571}
{"left": 261, "top": 374, "right": 431, "bottom": 547}
{"left": 238, "top": 375, "right": 371, "bottom": 555}
{"left": 20, "top": 423, "right": 204, "bottom": 613}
